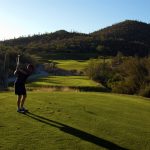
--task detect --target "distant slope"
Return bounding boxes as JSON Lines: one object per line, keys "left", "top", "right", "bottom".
{"left": 92, "top": 20, "right": 150, "bottom": 43}
{"left": 1, "top": 20, "right": 150, "bottom": 58}
{"left": 2, "top": 30, "right": 87, "bottom": 46}
{"left": 91, "top": 20, "right": 150, "bottom": 56}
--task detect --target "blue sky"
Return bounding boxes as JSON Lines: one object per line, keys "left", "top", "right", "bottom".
{"left": 0, "top": 0, "right": 149, "bottom": 40}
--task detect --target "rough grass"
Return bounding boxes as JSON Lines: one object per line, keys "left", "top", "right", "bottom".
{"left": 0, "top": 92, "right": 150, "bottom": 150}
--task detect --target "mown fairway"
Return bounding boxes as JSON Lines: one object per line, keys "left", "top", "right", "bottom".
{"left": 0, "top": 92, "right": 150, "bottom": 150}
{"left": 27, "top": 76, "right": 99, "bottom": 87}
{"left": 52, "top": 59, "right": 111, "bottom": 71}
{"left": 53, "top": 60, "right": 89, "bottom": 71}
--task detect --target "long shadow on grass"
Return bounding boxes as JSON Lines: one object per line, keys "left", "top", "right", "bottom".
{"left": 25, "top": 112, "right": 128, "bottom": 150}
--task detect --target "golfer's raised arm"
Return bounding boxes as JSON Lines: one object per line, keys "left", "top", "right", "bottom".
{"left": 19, "top": 69, "right": 28, "bottom": 75}
{"left": 14, "top": 67, "right": 19, "bottom": 75}
{"left": 14, "top": 68, "right": 28, "bottom": 75}
{"left": 14, "top": 70, "right": 17, "bottom": 75}
{"left": 14, "top": 65, "right": 21, "bottom": 75}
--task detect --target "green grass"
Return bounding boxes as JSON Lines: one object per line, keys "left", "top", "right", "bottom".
{"left": 0, "top": 92, "right": 150, "bottom": 150}
{"left": 51, "top": 59, "right": 111, "bottom": 71}
{"left": 52, "top": 60, "right": 89, "bottom": 71}
{"left": 27, "top": 76, "right": 99, "bottom": 87}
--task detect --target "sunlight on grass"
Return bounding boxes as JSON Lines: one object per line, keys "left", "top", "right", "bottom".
{"left": 53, "top": 60, "right": 89, "bottom": 71}
{"left": 0, "top": 92, "right": 150, "bottom": 150}
{"left": 52, "top": 59, "right": 112, "bottom": 71}
{"left": 28, "top": 76, "right": 99, "bottom": 87}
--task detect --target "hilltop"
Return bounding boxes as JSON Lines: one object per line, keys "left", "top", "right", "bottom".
{"left": 92, "top": 20, "right": 150, "bottom": 44}
{"left": 1, "top": 20, "right": 150, "bottom": 59}
{"left": 91, "top": 20, "right": 150, "bottom": 56}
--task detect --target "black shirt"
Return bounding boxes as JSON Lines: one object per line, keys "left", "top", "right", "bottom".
{"left": 15, "top": 69, "right": 31, "bottom": 84}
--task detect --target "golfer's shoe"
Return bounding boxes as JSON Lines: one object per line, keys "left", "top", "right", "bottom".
{"left": 21, "top": 107, "right": 28, "bottom": 112}
{"left": 17, "top": 109, "right": 25, "bottom": 113}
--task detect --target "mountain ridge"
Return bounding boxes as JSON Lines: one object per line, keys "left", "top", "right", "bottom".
{"left": 1, "top": 20, "right": 150, "bottom": 58}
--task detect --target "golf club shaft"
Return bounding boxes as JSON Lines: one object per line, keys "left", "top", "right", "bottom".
{"left": 17, "top": 55, "right": 20, "bottom": 68}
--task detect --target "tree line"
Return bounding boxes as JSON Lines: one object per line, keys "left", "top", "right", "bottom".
{"left": 85, "top": 55, "right": 150, "bottom": 98}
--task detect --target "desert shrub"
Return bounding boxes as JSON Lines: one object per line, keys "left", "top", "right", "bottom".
{"left": 111, "top": 80, "right": 138, "bottom": 94}
{"left": 139, "top": 85, "right": 150, "bottom": 98}
{"left": 85, "top": 59, "right": 113, "bottom": 87}
{"left": 111, "top": 57, "right": 150, "bottom": 95}
{"left": 86, "top": 57, "right": 150, "bottom": 97}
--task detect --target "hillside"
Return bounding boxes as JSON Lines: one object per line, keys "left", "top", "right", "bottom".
{"left": 0, "top": 20, "right": 150, "bottom": 59}
{"left": 91, "top": 20, "right": 150, "bottom": 56}
{"left": 92, "top": 20, "right": 150, "bottom": 44}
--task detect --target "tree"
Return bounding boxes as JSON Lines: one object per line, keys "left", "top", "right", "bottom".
{"left": 0, "top": 51, "right": 9, "bottom": 90}
{"left": 85, "top": 59, "right": 112, "bottom": 88}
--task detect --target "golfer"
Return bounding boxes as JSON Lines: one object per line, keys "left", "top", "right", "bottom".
{"left": 14, "top": 64, "right": 34, "bottom": 113}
